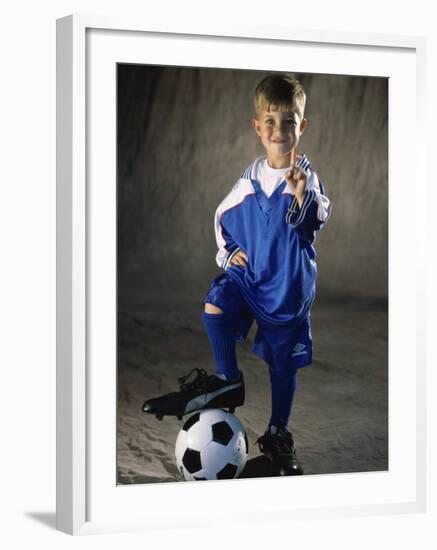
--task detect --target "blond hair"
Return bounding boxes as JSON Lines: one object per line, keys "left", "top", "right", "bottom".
{"left": 254, "top": 74, "right": 306, "bottom": 118}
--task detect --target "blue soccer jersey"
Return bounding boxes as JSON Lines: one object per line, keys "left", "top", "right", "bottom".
{"left": 214, "top": 154, "right": 331, "bottom": 328}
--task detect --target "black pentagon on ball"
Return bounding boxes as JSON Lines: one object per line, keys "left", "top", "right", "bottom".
{"left": 182, "top": 412, "right": 200, "bottom": 432}
{"left": 182, "top": 448, "right": 202, "bottom": 474}
{"left": 244, "top": 432, "right": 249, "bottom": 453}
{"left": 211, "top": 421, "right": 234, "bottom": 446}
{"left": 217, "top": 463, "right": 238, "bottom": 479}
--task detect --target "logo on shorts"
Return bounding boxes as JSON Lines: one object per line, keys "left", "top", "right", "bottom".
{"left": 291, "top": 343, "right": 307, "bottom": 357}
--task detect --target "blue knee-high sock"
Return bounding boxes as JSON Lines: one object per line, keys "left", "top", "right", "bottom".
{"left": 268, "top": 368, "right": 298, "bottom": 431}
{"left": 201, "top": 312, "right": 240, "bottom": 381}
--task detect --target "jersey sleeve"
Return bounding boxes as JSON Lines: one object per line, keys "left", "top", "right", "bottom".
{"left": 285, "top": 170, "right": 332, "bottom": 243}
{"left": 214, "top": 176, "right": 254, "bottom": 270}
{"left": 215, "top": 216, "right": 241, "bottom": 270}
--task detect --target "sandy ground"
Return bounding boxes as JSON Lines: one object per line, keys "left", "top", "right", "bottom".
{"left": 116, "top": 292, "right": 388, "bottom": 484}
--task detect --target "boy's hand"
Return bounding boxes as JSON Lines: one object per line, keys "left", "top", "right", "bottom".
{"left": 285, "top": 165, "right": 307, "bottom": 208}
{"left": 229, "top": 250, "right": 248, "bottom": 268}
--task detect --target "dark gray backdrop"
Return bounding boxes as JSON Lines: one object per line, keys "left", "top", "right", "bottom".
{"left": 117, "top": 65, "right": 387, "bottom": 304}
{"left": 116, "top": 65, "right": 388, "bottom": 484}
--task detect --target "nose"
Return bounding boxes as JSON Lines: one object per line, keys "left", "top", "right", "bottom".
{"left": 273, "top": 129, "right": 286, "bottom": 141}
{"left": 274, "top": 124, "right": 287, "bottom": 136}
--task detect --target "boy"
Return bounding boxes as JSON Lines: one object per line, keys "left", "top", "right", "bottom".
{"left": 143, "top": 73, "right": 331, "bottom": 476}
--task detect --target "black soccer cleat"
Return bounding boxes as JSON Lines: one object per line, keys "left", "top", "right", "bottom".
{"left": 256, "top": 428, "right": 304, "bottom": 476}
{"left": 142, "top": 368, "right": 245, "bottom": 419}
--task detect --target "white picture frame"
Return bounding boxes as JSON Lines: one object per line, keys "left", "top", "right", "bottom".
{"left": 56, "top": 14, "right": 427, "bottom": 535}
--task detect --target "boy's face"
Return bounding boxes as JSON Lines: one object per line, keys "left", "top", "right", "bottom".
{"left": 252, "top": 107, "right": 307, "bottom": 168}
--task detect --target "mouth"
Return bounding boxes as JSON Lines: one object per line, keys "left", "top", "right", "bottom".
{"left": 272, "top": 139, "right": 287, "bottom": 144}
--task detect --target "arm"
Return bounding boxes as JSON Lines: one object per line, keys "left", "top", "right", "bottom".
{"left": 285, "top": 169, "right": 332, "bottom": 243}
{"left": 215, "top": 217, "right": 242, "bottom": 270}
{"left": 214, "top": 177, "right": 254, "bottom": 270}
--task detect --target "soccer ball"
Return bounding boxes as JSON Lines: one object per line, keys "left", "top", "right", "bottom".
{"left": 175, "top": 409, "right": 248, "bottom": 481}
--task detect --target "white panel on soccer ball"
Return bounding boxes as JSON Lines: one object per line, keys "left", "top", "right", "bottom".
{"left": 181, "top": 469, "right": 195, "bottom": 482}
{"left": 201, "top": 440, "right": 235, "bottom": 479}
{"left": 198, "top": 408, "right": 229, "bottom": 426}
{"left": 174, "top": 429, "right": 188, "bottom": 465}
{"left": 179, "top": 460, "right": 207, "bottom": 482}
{"left": 182, "top": 468, "right": 205, "bottom": 482}
{"left": 186, "top": 419, "right": 213, "bottom": 451}
{"left": 190, "top": 469, "right": 208, "bottom": 481}
{"left": 232, "top": 433, "right": 248, "bottom": 475}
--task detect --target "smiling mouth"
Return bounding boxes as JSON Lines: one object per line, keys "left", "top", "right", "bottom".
{"left": 272, "top": 140, "right": 287, "bottom": 144}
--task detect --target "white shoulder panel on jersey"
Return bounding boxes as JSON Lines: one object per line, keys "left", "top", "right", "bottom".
{"left": 240, "top": 156, "right": 265, "bottom": 181}
{"left": 216, "top": 178, "right": 255, "bottom": 219}
{"left": 214, "top": 159, "right": 266, "bottom": 268}
{"left": 214, "top": 176, "right": 256, "bottom": 268}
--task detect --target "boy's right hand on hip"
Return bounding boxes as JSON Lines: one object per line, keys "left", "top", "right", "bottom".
{"left": 229, "top": 250, "right": 248, "bottom": 268}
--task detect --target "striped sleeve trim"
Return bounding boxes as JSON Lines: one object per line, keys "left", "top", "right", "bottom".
{"left": 286, "top": 196, "right": 298, "bottom": 218}
{"left": 223, "top": 247, "right": 241, "bottom": 270}
{"left": 296, "top": 154, "right": 311, "bottom": 174}
{"left": 285, "top": 190, "right": 316, "bottom": 227}
{"left": 240, "top": 162, "right": 254, "bottom": 180}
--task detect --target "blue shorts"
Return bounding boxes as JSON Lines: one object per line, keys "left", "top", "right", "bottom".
{"left": 203, "top": 273, "right": 313, "bottom": 371}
